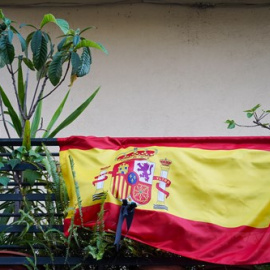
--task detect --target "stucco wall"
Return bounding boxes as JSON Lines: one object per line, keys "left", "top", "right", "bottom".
{"left": 1, "top": 5, "right": 270, "bottom": 138}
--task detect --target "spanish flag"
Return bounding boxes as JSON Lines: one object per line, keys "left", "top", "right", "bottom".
{"left": 58, "top": 136, "right": 270, "bottom": 265}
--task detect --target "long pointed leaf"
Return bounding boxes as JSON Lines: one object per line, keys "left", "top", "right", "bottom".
{"left": 17, "top": 60, "right": 25, "bottom": 111}
{"left": 0, "top": 9, "right": 4, "bottom": 19}
{"left": 48, "top": 87, "right": 99, "bottom": 138}
{"left": 17, "top": 32, "right": 26, "bottom": 52}
{"left": 19, "top": 23, "right": 37, "bottom": 30}
{"left": 31, "top": 99, "right": 42, "bottom": 138}
{"left": 22, "top": 119, "right": 31, "bottom": 150}
{"left": 22, "top": 57, "right": 35, "bottom": 71}
{"left": 79, "top": 26, "right": 95, "bottom": 35}
{"left": 0, "top": 85, "right": 22, "bottom": 136}
{"left": 42, "top": 90, "right": 70, "bottom": 138}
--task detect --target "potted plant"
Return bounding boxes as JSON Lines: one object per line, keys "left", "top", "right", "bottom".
{"left": 0, "top": 9, "right": 107, "bottom": 142}
{"left": 0, "top": 9, "right": 107, "bottom": 268}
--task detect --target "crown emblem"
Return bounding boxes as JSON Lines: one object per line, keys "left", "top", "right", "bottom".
{"left": 116, "top": 148, "right": 156, "bottom": 162}
{"left": 160, "top": 158, "right": 172, "bottom": 167}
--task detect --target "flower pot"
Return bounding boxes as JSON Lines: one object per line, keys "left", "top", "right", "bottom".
{"left": 0, "top": 251, "right": 30, "bottom": 270}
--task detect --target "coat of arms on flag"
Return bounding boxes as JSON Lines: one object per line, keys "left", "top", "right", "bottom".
{"left": 92, "top": 148, "right": 172, "bottom": 210}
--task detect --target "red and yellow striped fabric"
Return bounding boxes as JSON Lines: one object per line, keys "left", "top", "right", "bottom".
{"left": 58, "top": 136, "right": 270, "bottom": 265}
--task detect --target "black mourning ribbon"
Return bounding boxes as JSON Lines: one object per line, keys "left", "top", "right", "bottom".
{"left": 114, "top": 199, "right": 137, "bottom": 250}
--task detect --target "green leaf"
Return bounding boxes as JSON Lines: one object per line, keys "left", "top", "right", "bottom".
{"left": 13, "top": 146, "right": 27, "bottom": 157}
{"left": 3, "top": 18, "right": 11, "bottom": 26}
{"left": 7, "top": 29, "right": 13, "bottom": 43}
{"left": 22, "top": 57, "right": 35, "bottom": 71}
{"left": 5, "top": 42, "right": 15, "bottom": 64}
{"left": 0, "top": 35, "right": 5, "bottom": 50}
{"left": 9, "top": 25, "right": 18, "bottom": 34}
{"left": 0, "top": 162, "right": 4, "bottom": 169}
{"left": 41, "top": 158, "right": 51, "bottom": 176}
{"left": 36, "top": 61, "right": 49, "bottom": 80}
{"left": 75, "top": 39, "right": 108, "bottom": 54}
{"left": 25, "top": 31, "right": 34, "bottom": 47}
{"left": 23, "top": 169, "right": 41, "bottom": 186}
{"left": 0, "top": 35, "right": 6, "bottom": 50}
{"left": 43, "top": 90, "right": 70, "bottom": 138}
{"left": 79, "top": 26, "right": 94, "bottom": 35}
{"left": 8, "top": 159, "right": 20, "bottom": 169}
{"left": 17, "top": 32, "right": 26, "bottom": 52}
{"left": 28, "top": 149, "right": 43, "bottom": 162}
{"left": 0, "top": 176, "right": 10, "bottom": 186}
{"left": 48, "top": 52, "right": 63, "bottom": 86}
{"left": 31, "top": 99, "right": 42, "bottom": 138}
{"left": 23, "top": 119, "right": 31, "bottom": 151}
{"left": 246, "top": 112, "right": 254, "bottom": 118}
{"left": 22, "top": 119, "right": 31, "bottom": 151}
{"left": 57, "top": 37, "right": 67, "bottom": 51}
{"left": 24, "top": 31, "right": 35, "bottom": 58}
{"left": 0, "top": 204, "right": 14, "bottom": 224}
{"left": 225, "top": 120, "right": 236, "bottom": 129}
{"left": 17, "top": 60, "right": 25, "bottom": 111}
{"left": 76, "top": 47, "right": 91, "bottom": 77}
{"left": 19, "top": 23, "right": 37, "bottom": 30}
{"left": 48, "top": 87, "right": 100, "bottom": 138}
{"left": 40, "top": 14, "right": 57, "bottom": 29}
{"left": 71, "top": 52, "right": 81, "bottom": 75}
{"left": 73, "top": 35, "right": 80, "bottom": 46}
{"left": 0, "top": 51, "right": 6, "bottom": 68}
{"left": 244, "top": 104, "right": 261, "bottom": 113}
{"left": 0, "top": 85, "right": 22, "bottom": 136}
{"left": 31, "top": 30, "right": 48, "bottom": 70}
{"left": 0, "top": 36, "right": 15, "bottom": 64}
{"left": 31, "top": 30, "right": 42, "bottom": 53}
{"left": 56, "top": 18, "right": 69, "bottom": 34}
{"left": 0, "top": 9, "right": 4, "bottom": 20}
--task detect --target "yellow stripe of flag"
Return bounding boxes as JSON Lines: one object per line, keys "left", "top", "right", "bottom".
{"left": 60, "top": 146, "right": 270, "bottom": 229}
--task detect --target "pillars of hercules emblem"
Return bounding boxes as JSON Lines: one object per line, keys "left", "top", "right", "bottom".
{"left": 154, "top": 159, "right": 172, "bottom": 210}
{"left": 92, "top": 166, "right": 110, "bottom": 201}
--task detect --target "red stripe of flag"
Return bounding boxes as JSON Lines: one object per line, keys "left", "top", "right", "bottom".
{"left": 65, "top": 203, "right": 270, "bottom": 265}
{"left": 58, "top": 136, "right": 270, "bottom": 151}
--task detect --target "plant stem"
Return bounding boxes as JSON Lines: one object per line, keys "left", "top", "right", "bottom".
{"left": 28, "top": 75, "right": 49, "bottom": 118}
{"left": 7, "top": 64, "right": 27, "bottom": 121}
{"left": 253, "top": 121, "right": 270, "bottom": 130}
{"left": 235, "top": 123, "right": 258, "bottom": 128}
{"left": 29, "top": 68, "right": 45, "bottom": 118}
